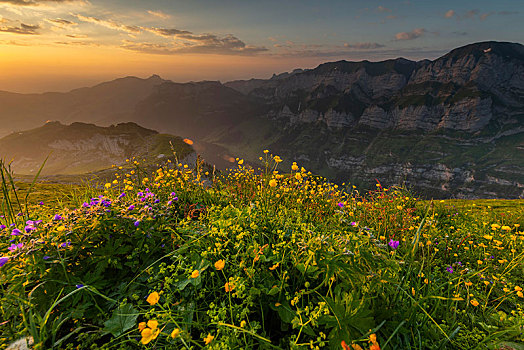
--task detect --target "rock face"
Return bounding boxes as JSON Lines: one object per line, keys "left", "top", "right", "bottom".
{"left": 223, "top": 41, "right": 524, "bottom": 198}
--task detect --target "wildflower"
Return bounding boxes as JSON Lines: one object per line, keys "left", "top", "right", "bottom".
{"left": 515, "top": 286, "right": 523, "bottom": 292}
{"left": 38, "top": 201, "right": 44, "bottom": 205}
{"left": 238, "top": 159, "right": 244, "bottom": 165}
{"left": 465, "top": 282, "right": 472, "bottom": 286}
{"left": 104, "top": 183, "right": 111, "bottom": 188}
{"left": 350, "top": 221, "right": 358, "bottom": 226}
{"left": 8, "top": 243, "right": 23, "bottom": 251}
{"left": 501, "top": 225, "right": 511, "bottom": 231}
{"left": 0, "top": 257, "right": 8, "bottom": 267}
{"left": 517, "top": 291, "right": 523, "bottom": 298}
{"left": 397, "top": 205, "right": 403, "bottom": 210}
{"left": 60, "top": 241, "right": 71, "bottom": 248}
{"left": 477, "top": 260, "right": 483, "bottom": 265}
{"left": 0, "top": 224, "right": 6, "bottom": 230}
{"left": 225, "top": 282, "right": 235, "bottom": 292}
{"left": 470, "top": 299, "right": 479, "bottom": 307}
{"left": 11, "top": 228, "right": 22, "bottom": 236}
{"left": 240, "top": 320, "right": 246, "bottom": 328}
{"left": 340, "top": 340, "right": 352, "bottom": 349}
{"left": 138, "top": 322, "right": 146, "bottom": 331}
{"left": 191, "top": 270, "right": 199, "bottom": 278}
{"left": 183, "top": 138, "right": 194, "bottom": 145}
{"left": 141, "top": 326, "right": 160, "bottom": 345}
{"left": 269, "top": 179, "right": 277, "bottom": 187}
{"left": 204, "top": 334, "right": 214, "bottom": 345}
{"left": 337, "top": 202, "right": 344, "bottom": 208}
{"left": 118, "top": 192, "right": 126, "bottom": 199}
{"left": 171, "top": 328, "right": 181, "bottom": 338}
{"left": 76, "top": 284, "right": 84, "bottom": 289}
{"left": 134, "top": 220, "right": 140, "bottom": 227}
{"left": 43, "top": 256, "right": 50, "bottom": 260}
{"left": 291, "top": 163, "right": 299, "bottom": 171}
{"left": 273, "top": 156, "right": 282, "bottom": 163}
{"left": 53, "top": 214, "right": 62, "bottom": 221}
{"left": 127, "top": 205, "right": 135, "bottom": 211}
{"left": 446, "top": 266, "right": 453, "bottom": 274}
{"left": 269, "top": 263, "right": 279, "bottom": 270}
{"left": 147, "top": 291, "right": 160, "bottom": 305}
{"left": 214, "top": 259, "right": 225, "bottom": 270}
{"left": 388, "top": 239, "right": 400, "bottom": 250}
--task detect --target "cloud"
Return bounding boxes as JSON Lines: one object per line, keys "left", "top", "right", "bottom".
{"left": 377, "top": 5, "right": 391, "bottom": 12}
{"left": 74, "top": 14, "right": 141, "bottom": 33}
{"left": 444, "top": 10, "right": 454, "bottom": 18}
{"left": 144, "top": 27, "right": 192, "bottom": 37}
{"left": 0, "top": 0, "right": 83, "bottom": 5}
{"left": 0, "top": 22, "right": 39, "bottom": 34}
{"left": 395, "top": 28, "right": 425, "bottom": 41}
{"left": 479, "top": 12, "right": 493, "bottom": 21}
{"left": 343, "top": 42, "right": 385, "bottom": 50}
{"left": 66, "top": 33, "right": 87, "bottom": 38}
{"left": 462, "top": 9, "right": 479, "bottom": 19}
{"left": 45, "top": 18, "right": 77, "bottom": 28}
{"left": 121, "top": 35, "right": 268, "bottom": 55}
{"left": 147, "top": 10, "right": 170, "bottom": 19}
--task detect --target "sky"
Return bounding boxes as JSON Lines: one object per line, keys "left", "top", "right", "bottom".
{"left": 0, "top": 0, "right": 522, "bottom": 93}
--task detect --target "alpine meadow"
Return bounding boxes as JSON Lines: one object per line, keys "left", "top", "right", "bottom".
{"left": 0, "top": 1, "right": 523, "bottom": 349}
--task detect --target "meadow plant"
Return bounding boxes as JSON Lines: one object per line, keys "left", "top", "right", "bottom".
{"left": 0, "top": 154, "right": 523, "bottom": 349}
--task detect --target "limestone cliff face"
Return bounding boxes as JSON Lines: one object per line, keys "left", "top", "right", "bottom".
{"left": 225, "top": 41, "right": 524, "bottom": 198}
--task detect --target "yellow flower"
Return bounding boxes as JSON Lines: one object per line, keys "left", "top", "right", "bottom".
{"left": 397, "top": 205, "right": 403, "bottom": 210}
{"left": 369, "top": 334, "right": 377, "bottom": 343}
{"left": 171, "top": 328, "right": 181, "bottom": 338}
{"left": 240, "top": 320, "right": 246, "bottom": 328}
{"left": 291, "top": 163, "right": 299, "bottom": 171}
{"left": 214, "top": 259, "right": 225, "bottom": 270}
{"left": 517, "top": 291, "right": 523, "bottom": 298}
{"left": 146, "top": 291, "right": 160, "bottom": 306}
{"left": 483, "top": 234, "right": 493, "bottom": 240}
{"left": 477, "top": 260, "right": 483, "bottom": 265}
{"left": 238, "top": 159, "right": 244, "bottom": 165}
{"left": 225, "top": 282, "right": 235, "bottom": 292}
{"left": 104, "top": 183, "right": 111, "bottom": 188}
{"left": 273, "top": 155, "right": 282, "bottom": 163}
{"left": 269, "top": 179, "right": 277, "bottom": 187}
{"left": 501, "top": 225, "right": 511, "bottom": 231}
{"left": 515, "top": 286, "right": 523, "bottom": 292}
{"left": 141, "top": 327, "right": 160, "bottom": 345}
{"left": 470, "top": 299, "right": 479, "bottom": 307}
{"left": 269, "top": 263, "right": 279, "bottom": 270}
{"left": 147, "top": 320, "right": 158, "bottom": 330}
{"left": 138, "top": 322, "right": 146, "bottom": 331}
{"left": 191, "top": 270, "right": 200, "bottom": 278}
{"left": 465, "top": 282, "right": 472, "bottom": 286}
{"left": 204, "top": 334, "right": 214, "bottom": 345}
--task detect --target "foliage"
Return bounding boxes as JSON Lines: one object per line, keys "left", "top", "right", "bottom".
{"left": 0, "top": 154, "right": 523, "bottom": 349}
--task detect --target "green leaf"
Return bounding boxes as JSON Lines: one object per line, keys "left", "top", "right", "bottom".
{"left": 103, "top": 304, "right": 138, "bottom": 337}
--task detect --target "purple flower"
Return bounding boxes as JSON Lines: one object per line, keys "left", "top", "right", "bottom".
{"left": 118, "top": 192, "right": 126, "bottom": 199}
{"left": 455, "top": 261, "right": 462, "bottom": 266}
{"left": 53, "top": 214, "right": 62, "bottom": 221}
{"left": 127, "top": 205, "right": 135, "bottom": 211}
{"left": 38, "top": 201, "right": 44, "bottom": 205}
{"left": 140, "top": 198, "right": 146, "bottom": 202}
{"left": 446, "top": 266, "right": 453, "bottom": 274}
{"left": 25, "top": 225, "right": 36, "bottom": 233}
{"left": 11, "top": 228, "right": 22, "bottom": 236}
{"left": 0, "top": 257, "right": 8, "bottom": 267}
{"left": 134, "top": 220, "right": 140, "bottom": 227}
{"left": 43, "top": 256, "right": 50, "bottom": 260}
{"left": 8, "top": 243, "right": 23, "bottom": 251}
{"left": 82, "top": 202, "right": 90, "bottom": 208}
{"left": 170, "top": 192, "right": 176, "bottom": 197}
{"left": 388, "top": 239, "right": 400, "bottom": 250}
{"left": 154, "top": 199, "right": 160, "bottom": 204}
{"left": 75, "top": 284, "right": 84, "bottom": 289}
{"left": 60, "top": 241, "right": 71, "bottom": 248}
{"left": 337, "top": 202, "right": 344, "bottom": 208}
{"left": 0, "top": 224, "right": 6, "bottom": 230}
{"left": 173, "top": 197, "right": 178, "bottom": 201}
{"left": 17, "top": 212, "right": 22, "bottom": 217}
{"left": 167, "top": 200, "right": 172, "bottom": 206}
{"left": 137, "top": 192, "right": 144, "bottom": 198}
{"left": 350, "top": 221, "right": 357, "bottom": 226}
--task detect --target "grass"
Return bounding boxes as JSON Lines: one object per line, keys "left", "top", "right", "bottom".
{"left": 0, "top": 154, "right": 523, "bottom": 349}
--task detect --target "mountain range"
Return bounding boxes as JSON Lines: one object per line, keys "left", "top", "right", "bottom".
{"left": 0, "top": 41, "right": 523, "bottom": 198}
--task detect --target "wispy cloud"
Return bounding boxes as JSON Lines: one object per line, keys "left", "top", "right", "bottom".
{"left": 121, "top": 34, "right": 268, "bottom": 55}
{"left": 147, "top": 10, "right": 170, "bottom": 19}
{"left": 0, "top": 22, "right": 39, "bottom": 34}
{"left": 377, "top": 5, "right": 391, "bottom": 12}
{"left": 395, "top": 28, "right": 425, "bottom": 41}
{"left": 74, "top": 14, "right": 141, "bottom": 34}
{"left": 343, "top": 42, "right": 385, "bottom": 50}
{"left": 144, "top": 27, "right": 191, "bottom": 37}
{"left": 45, "top": 18, "right": 77, "bottom": 28}
{"left": 444, "top": 10, "right": 454, "bottom": 18}
{"left": 0, "top": 0, "right": 84, "bottom": 5}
